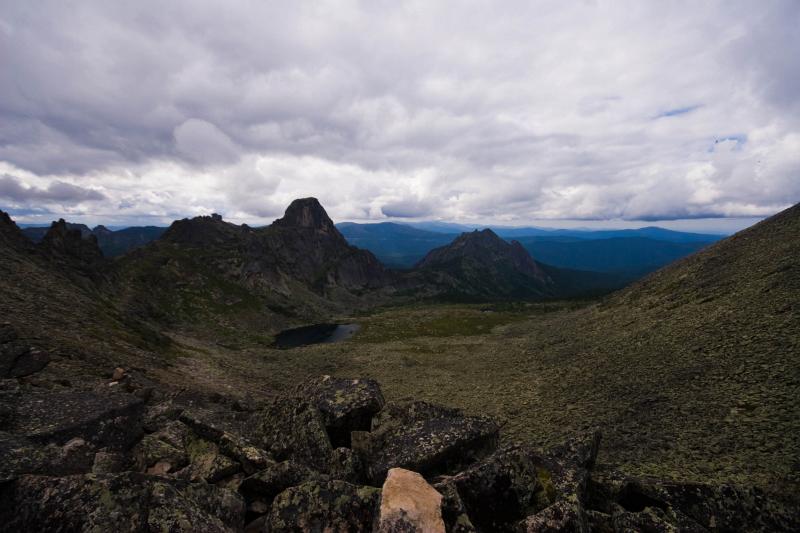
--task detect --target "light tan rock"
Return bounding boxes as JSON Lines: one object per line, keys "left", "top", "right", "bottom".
{"left": 111, "top": 367, "right": 126, "bottom": 381}
{"left": 378, "top": 468, "right": 445, "bottom": 533}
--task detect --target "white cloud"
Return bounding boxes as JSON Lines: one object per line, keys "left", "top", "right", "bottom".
{"left": 0, "top": 0, "right": 798, "bottom": 227}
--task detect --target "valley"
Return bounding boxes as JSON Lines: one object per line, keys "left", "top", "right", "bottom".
{"left": 1, "top": 199, "right": 798, "bottom": 531}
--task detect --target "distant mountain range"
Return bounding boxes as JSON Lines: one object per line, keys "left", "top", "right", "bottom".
{"left": 21, "top": 223, "right": 166, "bottom": 257}
{"left": 337, "top": 221, "right": 720, "bottom": 277}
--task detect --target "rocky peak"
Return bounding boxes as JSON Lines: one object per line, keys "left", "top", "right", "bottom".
{"left": 273, "top": 198, "right": 336, "bottom": 232}
{"left": 0, "top": 210, "right": 27, "bottom": 248}
{"left": 161, "top": 213, "right": 246, "bottom": 246}
{"left": 40, "top": 219, "right": 103, "bottom": 264}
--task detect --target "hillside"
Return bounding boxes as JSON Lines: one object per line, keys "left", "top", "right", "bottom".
{"left": 0, "top": 212, "right": 168, "bottom": 380}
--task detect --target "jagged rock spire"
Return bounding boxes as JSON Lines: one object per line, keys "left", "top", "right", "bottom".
{"left": 273, "top": 198, "right": 336, "bottom": 232}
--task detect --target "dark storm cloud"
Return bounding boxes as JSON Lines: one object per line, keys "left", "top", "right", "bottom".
{"left": 0, "top": 0, "right": 798, "bottom": 225}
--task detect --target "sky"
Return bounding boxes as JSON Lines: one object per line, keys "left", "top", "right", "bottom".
{"left": 1, "top": 1, "right": 799, "bottom": 232}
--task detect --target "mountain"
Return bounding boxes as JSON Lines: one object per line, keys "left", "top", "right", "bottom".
{"left": 408, "top": 221, "right": 723, "bottom": 242}
{"left": 22, "top": 223, "right": 166, "bottom": 257}
{"left": 412, "top": 229, "right": 554, "bottom": 300}
{"left": 113, "top": 198, "right": 394, "bottom": 330}
{"left": 337, "top": 221, "right": 717, "bottom": 286}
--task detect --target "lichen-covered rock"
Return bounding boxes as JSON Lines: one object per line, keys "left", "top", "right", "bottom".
{"left": 377, "top": 468, "right": 445, "bottom": 533}
{"left": 252, "top": 396, "right": 332, "bottom": 472}
{"left": 599, "top": 477, "right": 800, "bottom": 532}
{"left": 0, "top": 472, "right": 245, "bottom": 532}
{"left": 444, "top": 446, "right": 552, "bottom": 531}
{"left": 180, "top": 410, "right": 272, "bottom": 474}
{"left": 239, "top": 460, "right": 323, "bottom": 506}
{"left": 362, "top": 401, "right": 499, "bottom": 484}
{"left": 172, "top": 432, "right": 241, "bottom": 484}
{"left": 295, "top": 375, "right": 385, "bottom": 447}
{"left": 329, "top": 446, "right": 365, "bottom": 483}
{"left": 92, "top": 450, "right": 129, "bottom": 474}
{"left": 134, "top": 429, "right": 189, "bottom": 473}
{"left": 515, "top": 500, "right": 589, "bottom": 533}
{"left": 525, "top": 431, "right": 600, "bottom": 509}
{"left": 268, "top": 479, "right": 381, "bottom": 532}
{"left": 9, "top": 390, "right": 145, "bottom": 450}
{"left": 436, "top": 480, "right": 477, "bottom": 533}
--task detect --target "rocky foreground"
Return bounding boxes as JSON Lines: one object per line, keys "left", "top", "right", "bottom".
{"left": 0, "top": 328, "right": 796, "bottom": 533}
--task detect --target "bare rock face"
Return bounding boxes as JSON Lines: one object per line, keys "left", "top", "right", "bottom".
{"left": 272, "top": 197, "right": 339, "bottom": 235}
{"left": 40, "top": 218, "right": 104, "bottom": 265}
{"left": 377, "top": 468, "right": 445, "bottom": 533}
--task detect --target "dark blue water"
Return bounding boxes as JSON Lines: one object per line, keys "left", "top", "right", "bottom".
{"left": 272, "top": 323, "right": 360, "bottom": 349}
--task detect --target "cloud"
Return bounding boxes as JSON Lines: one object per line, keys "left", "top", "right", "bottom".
{"left": 174, "top": 119, "right": 240, "bottom": 165}
{"left": 0, "top": 0, "right": 798, "bottom": 227}
{"left": 381, "top": 197, "right": 435, "bottom": 218}
{"left": 656, "top": 105, "right": 702, "bottom": 118}
{"left": 0, "top": 174, "right": 106, "bottom": 203}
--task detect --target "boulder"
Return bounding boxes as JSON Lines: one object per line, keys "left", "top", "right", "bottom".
{"left": 295, "top": 375, "right": 385, "bottom": 447}
{"left": 377, "top": 468, "right": 445, "bottom": 533}
{"left": 329, "top": 446, "right": 365, "bottom": 483}
{"left": 528, "top": 431, "right": 600, "bottom": 505}
{"left": 362, "top": 401, "right": 499, "bottom": 484}
{"left": 0, "top": 472, "right": 245, "bottom": 532}
{"left": 436, "top": 481, "right": 477, "bottom": 532}
{"left": 590, "top": 477, "right": 800, "bottom": 532}
{"left": 252, "top": 396, "right": 332, "bottom": 472}
{"left": 175, "top": 432, "right": 241, "bottom": 484}
{"left": 0, "top": 324, "right": 50, "bottom": 378}
{"left": 133, "top": 424, "right": 190, "bottom": 473}
{"left": 444, "top": 446, "right": 552, "bottom": 531}
{"left": 180, "top": 410, "right": 272, "bottom": 474}
{"left": 239, "top": 460, "right": 322, "bottom": 504}
{"left": 92, "top": 451, "right": 129, "bottom": 474}
{"left": 268, "top": 479, "right": 381, "bottom": 532}
{"left": 9, "top": 390, "right": 144, "bottom": 450}
{"left": 515, "top": 500, "right": 589, "bottom": 533}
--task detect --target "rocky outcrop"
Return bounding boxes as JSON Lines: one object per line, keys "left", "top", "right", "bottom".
{"left": 295, "top": 375, "right": 386, "bottom": 448}
{"left": 40, "top": 218, "right": 104, "bottom": 265}
{"left": 0, "top": 323, "right": 50, "bottom": 378}
{"left": 0, "top": 374, "right": 797, "bottom": 532}
{"left": 252, "top": 396, "right": 333, "bottom": 472}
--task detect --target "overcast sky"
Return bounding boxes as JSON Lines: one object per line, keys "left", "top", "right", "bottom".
{"left": 1, "top": 1, "right": 798, "bottom": 231}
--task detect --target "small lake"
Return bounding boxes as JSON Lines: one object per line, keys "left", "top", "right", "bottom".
{"left": 272, "top": 323, "right": 360, "bottom": 349}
